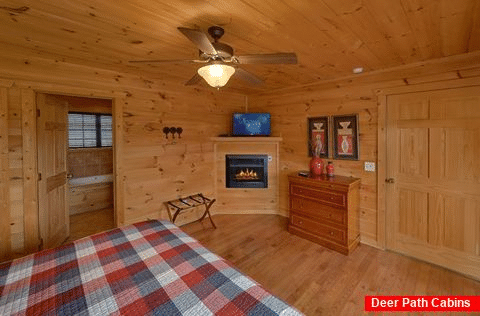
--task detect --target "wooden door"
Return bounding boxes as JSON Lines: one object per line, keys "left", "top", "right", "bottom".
{"left": 37, "top": 94, "right": 69, "bottom": 249}
{"left": 386, "top": 86, "right": 480, "bottom": 280}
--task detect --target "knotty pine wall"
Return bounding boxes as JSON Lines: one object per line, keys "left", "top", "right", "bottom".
{"left": 1, "top": 88, "right": 28, "bottom": 256}
{"left": 68, "top": 148, "right": 114, "bottom": 215}
{"left": 1, "top": 49, "right": 480, "bottom": 260}
{"left": 250, "top": 86, "right": 379, "bottom": 245}
{"left": 249, "top": 52, "right": 480, "bottom": 248}
{"left": 68, "top": 148, "right": 113, "bottom": 179}
{"left": 0, "top": 56, "right": 244, "bottom": 261}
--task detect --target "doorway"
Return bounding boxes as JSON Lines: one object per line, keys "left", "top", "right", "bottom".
{"left": 37, "top": 93, "right": 115, "bottom": 249}
{"left": 385, "top": 86, "right": 480, "bottom": 279}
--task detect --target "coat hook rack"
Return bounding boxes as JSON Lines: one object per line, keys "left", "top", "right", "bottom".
{"left": 163, "top": 126, "right": 183, "bottom": 144}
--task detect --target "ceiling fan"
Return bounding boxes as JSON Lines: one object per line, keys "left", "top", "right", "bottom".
{"left": 129, "top": 26, "right": 298, "bottom": 88}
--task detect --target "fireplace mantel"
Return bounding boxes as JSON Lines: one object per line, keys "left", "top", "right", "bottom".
{"left": 211, "top": 137, "right": 282, "bottom": 143}
{"left": 212, "top": 137, "right": 282, "bottom": 216}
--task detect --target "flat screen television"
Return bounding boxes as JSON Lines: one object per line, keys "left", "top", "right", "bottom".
{"left": 232, "top": 113, "right": 271, "bottom": 136}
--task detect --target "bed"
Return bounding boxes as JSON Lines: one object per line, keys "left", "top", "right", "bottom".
{"left": 0, "top": 220, "right": 303, "bottom": 315}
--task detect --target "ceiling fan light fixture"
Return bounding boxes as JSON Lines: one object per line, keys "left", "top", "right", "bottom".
{"left": 198, "top": 63, "right": 235, "bottom": 88}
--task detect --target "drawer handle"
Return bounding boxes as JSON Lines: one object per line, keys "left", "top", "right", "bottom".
{"left": 330, "top": 197, "right": 334, "bottom": 200}
{"left": 299, "top": 221, "right": 303, "bottom": 225}
{"left": 329, "top": 231, "right": 334, "bottom": 236}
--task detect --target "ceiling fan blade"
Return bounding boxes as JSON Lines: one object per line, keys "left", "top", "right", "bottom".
{"left": 235, "top": 68, "right": 264, "bottom": 86}
{"left": 178, "top": 27, "right": 217, "bottom": 55}
{"left": 236, "top": 53, "right": 297, "bottom": 64}
{"left": 129, "top": 59, "right": 206, "bottom": 64}
{"left": 184, "top": 73, "right": 203, "bottom": 86}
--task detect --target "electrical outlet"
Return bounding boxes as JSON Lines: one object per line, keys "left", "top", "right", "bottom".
{"left": 364, "top": 162, "right": 376, "bottom": 172}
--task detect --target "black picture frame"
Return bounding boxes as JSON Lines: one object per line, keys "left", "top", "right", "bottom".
{"left": 308, "top": 116, "right": 329, "bottom": 158}
{"left": 332, "top": 114, "right": 359, "bottom": 160}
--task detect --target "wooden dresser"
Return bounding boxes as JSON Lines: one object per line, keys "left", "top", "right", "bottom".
{"left": 288, "top": 173, "right": 361, "bottom": 255}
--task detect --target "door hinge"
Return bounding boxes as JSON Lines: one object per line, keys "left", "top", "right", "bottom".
{"left": 38, "top": 173, "right": 42, "bottom": 181}
{"left": 36, "top": 109, "right": 40, "bottom": 117}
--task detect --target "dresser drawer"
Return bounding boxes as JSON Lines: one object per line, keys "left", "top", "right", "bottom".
{"left": 290, "top": 197, "right": 346, "bottom": 225}
{"left": 291, "top": 184, "right": 346, "bottom": 208}
{"left": 291, "top": 215, "right": 346, "bottom": 244}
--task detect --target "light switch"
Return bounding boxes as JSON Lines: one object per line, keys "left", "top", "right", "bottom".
{"left": 364, "top": 162, "right": 376, "bottom": 172}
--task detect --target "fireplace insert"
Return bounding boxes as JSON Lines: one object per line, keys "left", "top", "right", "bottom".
{"left": 225, "top": 154, "right": 268, "bottom": 188}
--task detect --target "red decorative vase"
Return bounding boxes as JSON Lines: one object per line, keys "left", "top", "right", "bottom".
{"left": 326, "top": 161, "right": 334, "bottom": 177}
{"left": 309, "top": 156, "right": 324, "bottom": 177}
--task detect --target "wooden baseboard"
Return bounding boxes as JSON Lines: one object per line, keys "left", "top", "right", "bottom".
{"left": 360, "top": 238, "right": 381, "bottom": 249}
{"left": 213, "top": 209, "right": 281, "bottom": 215}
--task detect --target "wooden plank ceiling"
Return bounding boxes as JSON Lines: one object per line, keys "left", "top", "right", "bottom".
{"left": 0, "top": 0, "right": 479, "bottom": 94}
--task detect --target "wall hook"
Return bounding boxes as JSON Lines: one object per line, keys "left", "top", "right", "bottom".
{"left": 176, "top": 127, "right": 183, "bottom": 138}
{"left": 163, "top": 127, "right": 170, "bottom": 139}
{"left": 169, "top": 127, "right": 177, "bottom": 139}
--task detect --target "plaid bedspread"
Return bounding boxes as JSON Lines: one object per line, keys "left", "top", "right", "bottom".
{"left": 0, "top": 220, "right": 303, "bottom": 315}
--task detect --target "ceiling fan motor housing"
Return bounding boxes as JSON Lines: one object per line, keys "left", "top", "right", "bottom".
{"left": 208, "top": 26, "right": 225, "bottom": 41}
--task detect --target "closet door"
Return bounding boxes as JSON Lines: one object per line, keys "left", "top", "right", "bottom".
{"left": 386, "top": 86, "right": 480, "bottom": 279}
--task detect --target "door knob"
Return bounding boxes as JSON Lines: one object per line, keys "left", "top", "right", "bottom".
{"left": 385, "top": 178, "right": 395, "bottom": 184}
{"left": 67, "top": 174, "right": 74, "bottom": 179}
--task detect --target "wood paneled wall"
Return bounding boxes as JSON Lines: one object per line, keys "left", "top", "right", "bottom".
{"left": 0, "top": 56, "right": 244, "bottom": 261}
{"left": 0, "top": 88, "right": 9, "bottom": 259}
{"left": 249, "top": 52, "right": 480, "bottom": 248}
{"left": 69, "top": 182, "right": 113, "bottom": 215}
{"left": 68, "top": 148, "right": 113, "bottom": 179}
{"left": 1, "top": 46, "right": 479, "bottom": 259}
{"left": 120, "top": 88, "right": 244, "bottom": 226}
{"left": 66, "top": 96, "right": 113, "bottom": 114}
{"left": 250, "top": 88, "right": 378, "bottom": 245}
{"left": 3, "top": 88, "right": 30, "bottom": 256}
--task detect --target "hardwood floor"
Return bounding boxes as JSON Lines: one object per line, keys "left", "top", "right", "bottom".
{"left": 63, "top": 208, "right": 114, "bottom": 244}
{"left": 181, "top": 214, "right": 480, "bottom": 316}
{"left": 60, "top": 211, "right": 479, "bottom": 314}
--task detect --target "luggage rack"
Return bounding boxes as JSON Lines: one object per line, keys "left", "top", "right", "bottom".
{"left": 164, "top": 193, "right": 216, "bottom": 228}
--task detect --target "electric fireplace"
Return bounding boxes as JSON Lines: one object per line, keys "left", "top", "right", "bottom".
{"left": 225, "top": 154, "right": 268, "bottom": 188}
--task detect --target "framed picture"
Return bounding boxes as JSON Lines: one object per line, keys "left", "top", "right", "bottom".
{"left": 308, "top": 116, "right": 329, "bottom": 158}
{"left": 333, "top": 114, "right": 359, "bottom": 160}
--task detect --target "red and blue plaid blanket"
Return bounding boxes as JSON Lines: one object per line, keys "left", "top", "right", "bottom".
{"left": 0, "top": 220, "right": 303, "bottom": 315}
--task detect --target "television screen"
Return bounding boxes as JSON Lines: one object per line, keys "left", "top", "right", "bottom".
{"left": 232, "top": 113, "right": 271, "bottom": 136}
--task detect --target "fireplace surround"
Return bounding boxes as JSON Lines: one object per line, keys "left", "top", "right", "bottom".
{"left": 225, "top": 154, "right": 268, "bottom": 188}
{"left": 212, "top": 136, "right": 281, "bottom": 215}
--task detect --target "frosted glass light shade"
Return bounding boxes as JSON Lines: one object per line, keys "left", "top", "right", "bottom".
{"left": 197, "top": 64, "right": 235, "bottom": 88}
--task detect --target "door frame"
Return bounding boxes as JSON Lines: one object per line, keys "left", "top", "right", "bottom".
{"left": 376, "top": 76, "right": 480, "bottom": 250}
{"left": 30, "top": 89, "right": 124, "bottom": 250}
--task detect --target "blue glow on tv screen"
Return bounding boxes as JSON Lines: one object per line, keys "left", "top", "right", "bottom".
{"left": 232, "top": 113, "right": 271, "bottom": 136}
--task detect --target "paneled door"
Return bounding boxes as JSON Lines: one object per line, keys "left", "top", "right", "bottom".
{"left": 386, "top": 86, "right": 480, "bottom": 280}
{"left": 37, "top": 93, "right": 69, "bottom": 249}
